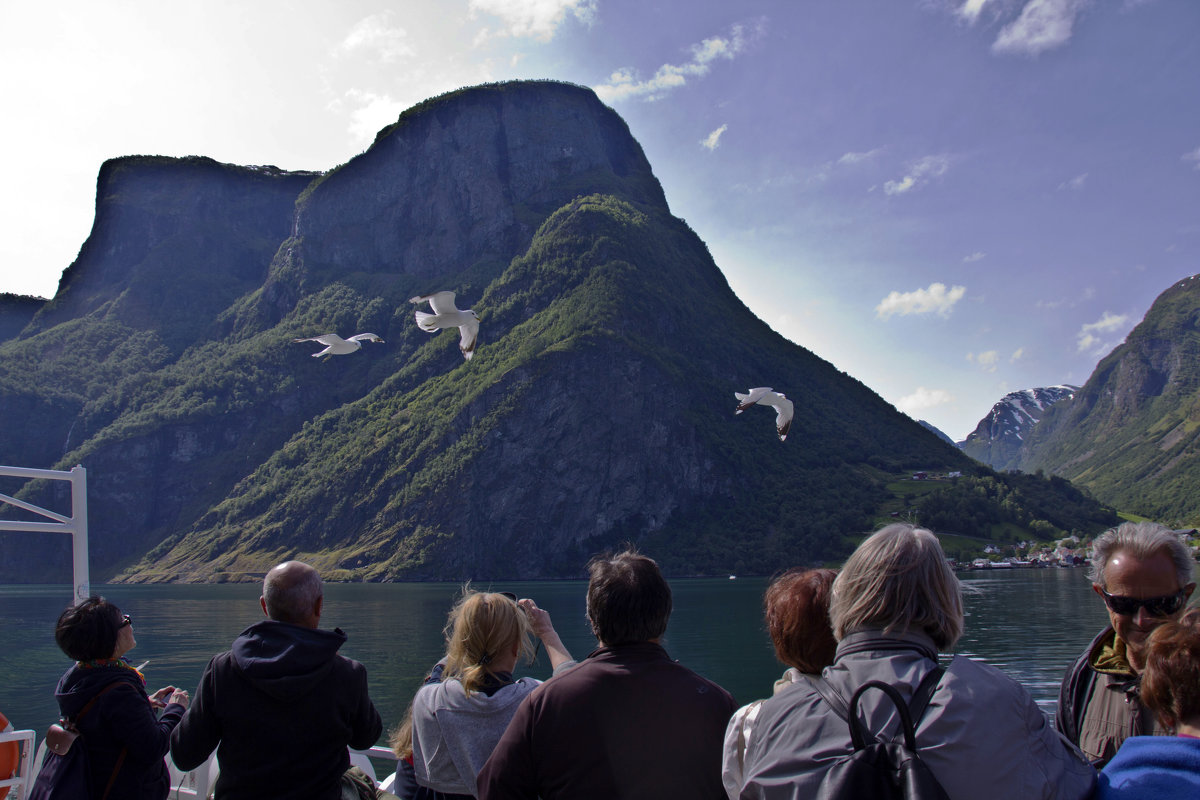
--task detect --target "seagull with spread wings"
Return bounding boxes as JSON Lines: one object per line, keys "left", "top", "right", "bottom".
{"left": 410, "top": 291, "right": 480, "bottom": 360}
{"left": 293, "top": 332, "right": 384, "bottom": 358}
{"left": 734, "top": 387, "right": 794, "bottom": 441}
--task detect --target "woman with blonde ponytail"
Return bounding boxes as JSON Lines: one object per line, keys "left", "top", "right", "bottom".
{"left": 408, "top": 589, "right": 574, "bottom": 799}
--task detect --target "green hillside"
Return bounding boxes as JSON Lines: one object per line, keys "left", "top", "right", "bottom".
{"left": 1018, "top": 275, "right": 1200, "bottom": 525}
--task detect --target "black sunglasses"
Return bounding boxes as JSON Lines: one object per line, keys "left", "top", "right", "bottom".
{"left": 119, "top": 614, "right": 133, "bottom": 628}
{"left": 1099, "top": 587, "right": 1187, "bottom": 618}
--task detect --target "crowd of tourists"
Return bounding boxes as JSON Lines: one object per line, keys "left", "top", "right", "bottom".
{"left": 26, "top": 520, "right": 1200, "bottom": 799}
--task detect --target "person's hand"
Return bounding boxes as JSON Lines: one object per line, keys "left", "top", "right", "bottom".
{"left": 519, "top": 599, "right": 555, "bottom": 638}
{"left": 168, "top": 689, "right": 190, "bottom": 709}
{"left": 149, "top": 686, "right": 174, "bottom": 709}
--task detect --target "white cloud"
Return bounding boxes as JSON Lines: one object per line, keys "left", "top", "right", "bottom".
{"left": 1010, "top": 347, "right": 1025, "bottom": 362}
{"left": 992, "top": 0, "right": 1092, "bottom": 56}
{"left": 963, "top": 251, "right": 986, "bottom": 263}
{"left": 337, "top": 12, "right": 414, "bottom": 62}
{"left": 967, "top": 350, "right": 1000, "bottom": 372}
{"left": 837, "top": 148, "right": 884, "bottom": 165}
{"left": 701, "top": 124, "right": 728, "bottom": 151}
{"left": 896, "top": 387, "right": 955, "bottom": 415}
{"left": 1076, "top": 310, "right": 1131, "bottom": 353}
{"left": 595, "top": 21, "right": 759, "bottom": 103}
{"left": 1058, "top": 172, "right": 1088, "bottom": 190}
{"left": 883, "top": 154, "right": 952, "bottom": 196}
{"left": 875, "top": 282, "right": 967, "bottom": 319}
{"left": 1183, "top": 146, "right": 1200, "bottom": 171}
{"left": 957, "top": 0, "right": 994, "bottom": 24}
{"left": 342, "top": 89, "right": 408, "bottom": 145}
{"left": 469, "top": 0, "right": 596, "bottom": 42}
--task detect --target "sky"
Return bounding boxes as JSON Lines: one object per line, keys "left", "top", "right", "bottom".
{"left": 2, "top": 0, "right": 1198, "bottom": 441}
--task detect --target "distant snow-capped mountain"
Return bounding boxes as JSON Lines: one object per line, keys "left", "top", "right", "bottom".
{"left": 960, "top": 386, "right": 1079, "bottom": 470}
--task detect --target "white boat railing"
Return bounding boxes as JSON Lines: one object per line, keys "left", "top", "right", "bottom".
{"left": 0, "top": 728, "right": 36, "bottom": 800}
{"left": 0, "top": 464, "right": 90, "bottom": 601}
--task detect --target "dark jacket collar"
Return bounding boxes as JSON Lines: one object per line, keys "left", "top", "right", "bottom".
{"left": 585, "top": 641, "right": 672, "bottom": 662}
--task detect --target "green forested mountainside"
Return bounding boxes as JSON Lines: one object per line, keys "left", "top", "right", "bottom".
{"left": 912, "top": 472, "right": 1117, "bottom": 541}
{"left": 1016, "top": 275, "right": 1200, "bottom": 525}
{"left": 0, "top": 81, "right": 1115, "bottom": 582}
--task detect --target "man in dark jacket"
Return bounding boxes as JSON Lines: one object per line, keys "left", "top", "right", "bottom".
{"left": 1056, "top": 522, "right": 1195, "bottom": 766}
{"left": 170, "top": 561, "right": 382, "bottom": 799}
{"left": 476, "top": 549, "right": 736, "bottom": 800}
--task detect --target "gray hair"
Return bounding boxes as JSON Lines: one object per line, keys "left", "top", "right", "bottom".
{"left": 1088, "top": 521, "right": 1195, "bottom": 590}
{"left": 263, "top": 561, "right": 323, "bottom": 624}
{"left": 830, "top": 523, "right": 964, "bottom": 650}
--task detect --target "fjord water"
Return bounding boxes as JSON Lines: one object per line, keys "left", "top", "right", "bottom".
{"left": 0, "top": 569, "right": 1112, "bottom": 734}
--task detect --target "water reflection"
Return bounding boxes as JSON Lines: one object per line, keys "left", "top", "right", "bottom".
{"left": 0, "top": 569, "right": 1112, "bottom": 734}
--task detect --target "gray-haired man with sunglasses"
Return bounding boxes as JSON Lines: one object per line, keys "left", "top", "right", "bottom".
{"left": 1056, "top": 521, "right": 1196, "bottom": 766}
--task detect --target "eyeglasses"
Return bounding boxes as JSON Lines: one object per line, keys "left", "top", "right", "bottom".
{"left": 119, "top": 614, "right": 132, "bottom": 628}
{"left": 498, "top": 592, "right": 518, "bottom": 602}
{"left": 1099, "top": 587, "right": 1187, "bottom": 617}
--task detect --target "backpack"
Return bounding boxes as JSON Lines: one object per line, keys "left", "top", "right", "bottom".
{"left": 29, "top": 683, "right": 127, "bottom": 800}
{"left": 810, "top": 666, "right": 951, "bottom": 800}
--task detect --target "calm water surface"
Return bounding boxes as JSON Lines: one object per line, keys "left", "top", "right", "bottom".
{"left": 0, "top": 569, "right": 1112, "bottom": 734}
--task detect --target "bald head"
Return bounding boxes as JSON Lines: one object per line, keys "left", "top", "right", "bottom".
{"left": 261, "top": 561, "right": 323, "bottom": 627}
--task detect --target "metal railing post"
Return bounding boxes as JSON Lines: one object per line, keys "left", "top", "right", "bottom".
{"left": 0, "top": 464, "right": 90, "bottom": 602}
{"left": 71, "top": 466, "right": 89, "bottom": 601}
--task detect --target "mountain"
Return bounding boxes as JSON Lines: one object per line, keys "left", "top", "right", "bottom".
{"left": 1015, "top": 275, "right": 1200, "bottom": 524}
{"left": 960, "top": 386, "right": 1078, "bottom": 470}
{"left": 0, "top": 294, "right": 44, "bottom": 342}
{"left": 918, "top": 420, "right": 956, "bottom": 447}
{"left": 0, "top": 80, "right": 1109, "bottom": 583}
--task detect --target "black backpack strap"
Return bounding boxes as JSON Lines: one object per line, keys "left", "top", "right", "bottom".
{"left": 810, "top": 663, "right": 944, "bottom": 751}
{"left": 69, "top": 680, "right": 131, "bottom": 799}
{"left": 908, "top": 665, "right": 944, "bottom": 728}
{"left": 809, "top": 676, "right": 851, "bottom": 723}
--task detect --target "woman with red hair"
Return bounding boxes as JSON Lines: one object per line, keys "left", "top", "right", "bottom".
{"left": 721, "top": 568, "right": 837, "bottom": 799}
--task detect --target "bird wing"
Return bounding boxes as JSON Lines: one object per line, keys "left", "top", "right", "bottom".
{"left": 428, "top": 291, "right": 460, "bottom": 315}
{"left": 294, "top": 334, "right": 345, "bottom": 346}
{"left": 409, "top": 291, "right": 460, "bottom": 315}
{"left": 348, "top": 333, "right": 382, "bottom": 343}
{"left": 735, "top": 387, "right": 773, "bottom": 413}
{"left": 458, "top": 317, "right": 479, "bottom": 360}
{"left": 769, "top": 395, "right": 795, "bottom": 440}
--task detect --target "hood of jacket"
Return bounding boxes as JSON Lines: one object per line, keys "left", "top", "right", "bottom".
{"left": 230, "top": 619, "right": 348, "bottom": 701}
{"left": 55, "top": 660, "right": 146, "bottom": 719}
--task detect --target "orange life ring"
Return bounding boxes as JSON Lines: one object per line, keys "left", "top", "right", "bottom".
{"left": 0, "top": 709, "right": 17, "bottom": 800}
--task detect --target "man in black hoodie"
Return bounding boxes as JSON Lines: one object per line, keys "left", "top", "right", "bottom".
{"left": 170, "top": 561, "right": 383, "bottom": 799}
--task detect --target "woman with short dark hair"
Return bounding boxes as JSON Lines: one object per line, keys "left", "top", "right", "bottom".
{"left": 1098, "top": 608, "right": 1200, "bottom": 799}
{"left": 51, "top": 597, "right": 189, "bottom": 800}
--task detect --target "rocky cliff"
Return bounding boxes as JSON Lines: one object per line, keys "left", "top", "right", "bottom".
{"left": 1, "top": 80, "right": 1092, "bottom": 583}
{"left": 960, "top": 386, "right": 1078, "bottom": 470}
{"left": 1016, "top": 275, "right": 1200, "bottom": 523}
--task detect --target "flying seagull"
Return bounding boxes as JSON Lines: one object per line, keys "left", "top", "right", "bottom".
{"left": 410, "top": 291, "right": 480, "bottom": 360}
{"left": 293, "top": 332, "right": 384, "bottom": 358}
{"left": 734, "top": 387, "right": 794, "bottom": 441}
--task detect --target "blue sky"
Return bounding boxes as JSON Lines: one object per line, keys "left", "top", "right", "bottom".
{"left": 2, "top": 0, "right": 1198, "bottom": 440}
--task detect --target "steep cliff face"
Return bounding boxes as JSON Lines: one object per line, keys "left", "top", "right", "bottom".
{"left": 2, "top": 80, "right": 1004, "bottom": 583}
{"left": 960, "top": 386, "right": 1078, "bottom": 470}
{"left": 1018, "top": 275, "right": 1200, "bottom": 522}
{"left": 31, "top": 157, "right": 316, "bottom": 349}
